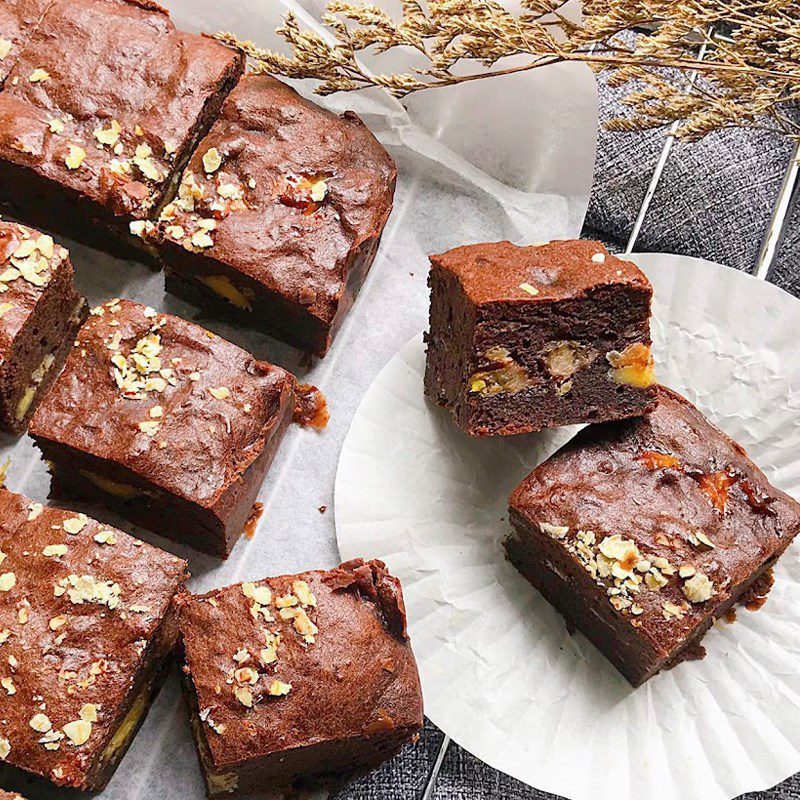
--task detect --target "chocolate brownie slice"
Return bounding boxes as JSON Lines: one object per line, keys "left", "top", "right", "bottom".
{"left": 425, "top": 239, "right": 657, "bottom": 436}
{"left": 0, "top": 484, "right": 187, "bottom": 790}
{"left": 0, "top": 0, "right": 243, "bottom": 258}
{"left": 28, "top": 298, "right": 323, "bottom": 558}
{"left": 507, "top": 386, "right": 800, "bottom": 685}
{"left": 154, "top": 75, "right": 396, "bottom": 356}
{"left": 177, "top": 559, "right": 423, "bottom": 797}
{"left": 0, "top": 220, "right": 86, "bottom": 433}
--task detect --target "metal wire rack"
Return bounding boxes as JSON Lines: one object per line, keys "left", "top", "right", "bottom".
{"left": 417, "top": 33, "right": 800, "bottom": 800}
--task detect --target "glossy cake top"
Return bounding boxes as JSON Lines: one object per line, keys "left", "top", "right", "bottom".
{"left": 155, "top": 75, "right": 396, "bottom": 326}
{"left": 178, "top": 558, "right": 423, "bottom": 772}
{"left": 510, "top": 386, "right": 800, "bottom": 658}
{"left": 0, "top": 485, "right": 187, "bottom": 787}
{"left": 0, "top": 0, "right": 242, "bottom": 218}
{"left": 29, "top": 298, "right": 295, "bottom": 508}
{"left": 430, "top": 240, "right": 651, "bottom": 305}
{"left": 0, "top": 220, "right": 71, "bottom": 349}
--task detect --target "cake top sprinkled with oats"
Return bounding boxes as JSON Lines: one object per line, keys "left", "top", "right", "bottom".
{"left": 28, "top": 298, "right": 296, "bottom": 507}
{"left": 430, "top": 240, "right": 651, "bottom": 305}
{"left": 509, "top": 386, "right": 800, "bottom": 652}
{"left": 0, "top": 485, "right": 186, "bottom": 788}
{"left": 178, "top": 559, "right": 422, "bottom": 772}
{"left": 152, "top": 75, "right": 396, "bottom": 328}
{"left": 0, "top": 0, "right": 242, "bottom": 220}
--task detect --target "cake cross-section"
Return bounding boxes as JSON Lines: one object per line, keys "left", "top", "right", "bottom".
{"left": 177, "top": 558, "right": 423, "bottom": 797}
{"left": 153, "top": 75, "right": 396, "bottom": 356}
{"left": 0, "top": 0, "right": 243, "bottom": 258}
{"left": 507, "top": 386, "right": 800, "bottom": 686}
{"left": 28, "top": 298, "right": 321, "bottom": 558}
{"left": 424, "top": 239, "right": 657, "bottom": 436}
{"left": 0, "top": 484, "right": 188, "bottom": 791}
{"left": 0, "top": 220, "right": 87, "bottom": 432}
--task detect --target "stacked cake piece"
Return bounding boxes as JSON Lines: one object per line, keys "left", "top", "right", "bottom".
{"left": 424, "top": 238, "right": 800, "bottom": 685}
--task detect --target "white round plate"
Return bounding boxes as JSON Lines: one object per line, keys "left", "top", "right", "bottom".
{"left": 335, "top": 253, "right": 800, "bottom": 800}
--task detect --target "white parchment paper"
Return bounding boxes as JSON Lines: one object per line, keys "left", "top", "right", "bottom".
{"left": 334, "top": 253, "right": 800, "bottom": 800}
{"left": 0, "top": 1, "right": 598, "bottom": 797}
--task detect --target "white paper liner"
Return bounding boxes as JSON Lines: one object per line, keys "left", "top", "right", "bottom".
{"left": 335, "top": 252, "right": 800, "bottom": 800}
{"left": 0, "top": 1, "right": 598, "bottom": 797}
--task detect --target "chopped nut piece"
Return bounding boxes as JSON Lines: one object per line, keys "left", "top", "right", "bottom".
{"left": 543, "top": 340, "right": 594, "bottom": 380}
{"left": 63, "top": 514, "right": 87, "bottom": 534}
{"left": 43, "top": 544, "right": 68, "bottom": 557}
{"left": 0, "top": 39, "right": 11, "bottom": 60}
{"left": 234, "top": 667, "right": 258, "bottom": 685}
{"left": 539, "top": 522, "right": 568, "bottom": 539}
{"left": 468, "top": 347, "right": 534, "bottom": 396}
{"left": 0, "top": 573, "right": 15, "bottom": 592}
{"left": 29, "top": 713, "right": 52, "bottom": 733}
{"left": 0, "top": 737, "right": 9, "bottom": 759}
{"left": 65, "top": 145, "right": 87, "bottom": 170}
{"left": 682, "top": 572, "right": 715, "bottom": 603}
{"left": 292, "top": 580, "right": 316, "bottom": 607}
{"left": 63, "top": 718, "right": 92, "bottom": 746}
{"left": 208, "top": 386, "right": 230, "bottom": 400}
{"left": 29, "top": 68, "right": 50, "bottom": 82}
{"left": 662, "top": 601, "right": 687, "bottom": 621}
{"left": 518, "top": 282, "right": 539, "bottom": 296}
{"left": 94, "top": 530, "right": 117, "bottom": 545}
{"left": 202, "top": 147, "right": 222, "bottom": 173}
{"left": 93, "top": 119, "right": 122, "bottom": 147}
{"left": 234, "top": 686, "right": 253, "bottom": 707}
{"left": 591, "top": 252, "right": 606, "bottom": 263}
{"left": 1, "top": 676, "right": 15, "bottom": 695}
{"left": 645, "top": 570, "right": 668, "bottom": 591}
{"left": 49, "top": 615, "right": 67, "bottom": 630}
{"left": 242, "top": 582, "right": 272, "bottom": 606}
{"left": 268, "top": 680, "right": 291, "bottom": 696}
{"left": 60, "top": 574, "right": 121, "bottom": 609}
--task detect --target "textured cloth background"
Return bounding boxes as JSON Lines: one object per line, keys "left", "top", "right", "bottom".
{"left": 336, "top": 70, "right": 800, "bottom": 800}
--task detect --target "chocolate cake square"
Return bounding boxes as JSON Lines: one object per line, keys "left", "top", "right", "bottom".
{"left": 0, "top": 0, "right": 243, "bottom": 258}
{"left": 0, "top": 220, "right": 87, "bottom": 433}
{"left": 507, "top": 386, "right": 800, "bottom": 686}
{"left": 28, "top": 298, "right": 315, "bottom": 558}
{"left": 424, "top": 239, "right": 657, "bottom": 436}
{"left": 0, "top": 484, "right": 188, "bottom": 791}
{"left": 0, "top": 0, "right": 50, "bottom": 85}
{"left": 153, "top": 75, "right": 396, "bottom": 356}
{"left": 177, "top": 558, "right": 423, "bottom": 797}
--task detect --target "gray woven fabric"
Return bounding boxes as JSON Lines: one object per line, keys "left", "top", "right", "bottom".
{"left": 338, "top": 67, "right": 800, "bottom": 800}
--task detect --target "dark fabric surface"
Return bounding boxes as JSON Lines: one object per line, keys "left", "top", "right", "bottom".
{"left": 338, "top": 67, "right": 800, "bottom": 799}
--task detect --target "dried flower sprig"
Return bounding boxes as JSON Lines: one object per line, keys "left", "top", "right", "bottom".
{"left": 215, "top": 0, "right": 800, "bottom": 140}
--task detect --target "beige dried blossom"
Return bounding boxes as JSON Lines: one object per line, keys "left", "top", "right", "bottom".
{"left": 215, "top": 0, "right": 800, "bottom": 140}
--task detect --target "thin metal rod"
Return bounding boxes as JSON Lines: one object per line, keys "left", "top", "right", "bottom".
{"left": 624, "top": 34, "right": 712, "bottom": 254}
{"left": 421, "top": 734, "right": 451, "bottom": 800}
{"left": 754, "top": 138, "right": 800, "bottom": 280}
